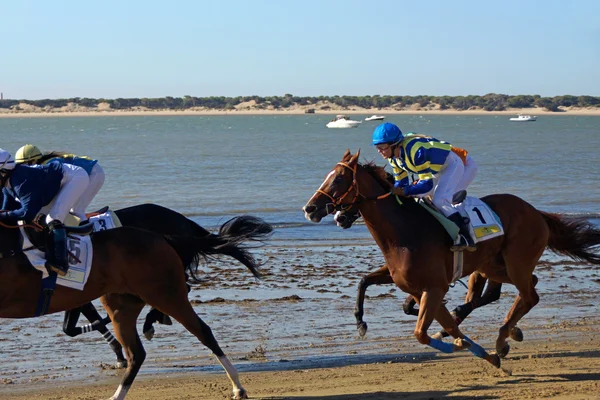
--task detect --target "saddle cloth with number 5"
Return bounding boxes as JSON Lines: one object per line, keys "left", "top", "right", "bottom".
{"left": 24, "top": 210, "right": 122, "bottom": 290}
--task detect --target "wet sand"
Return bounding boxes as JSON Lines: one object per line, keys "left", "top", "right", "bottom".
{"left": 3, "top": 325, "right": 600, "bottom": 400}
{"left": 1, "top": 242, "right": 599, "bottom": 399}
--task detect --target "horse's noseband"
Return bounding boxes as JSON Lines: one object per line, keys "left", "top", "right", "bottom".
{"left": 315, "top": 162, "right": 360, "bottom": 214}
{"left": 313, "top": 162, "right": 392, "bottom": 215}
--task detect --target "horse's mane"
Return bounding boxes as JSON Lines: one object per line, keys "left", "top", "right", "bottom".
{"left": 360, "top": 161, "right": 394, "bottom": 190}
{"left": 360, "top": 160, "right": 418, "bottom": 206}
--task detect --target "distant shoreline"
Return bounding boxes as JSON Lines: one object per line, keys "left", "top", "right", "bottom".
{"left": 1, "top": 107, "right": 600, "bottom": 118}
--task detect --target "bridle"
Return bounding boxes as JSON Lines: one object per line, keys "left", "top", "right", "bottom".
{"left": 314, "top": 161, "right": 391, "bottom": 214}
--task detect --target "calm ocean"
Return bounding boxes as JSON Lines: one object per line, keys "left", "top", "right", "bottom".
{"left": 1, "top": 114, "right": 598, "bottom": 241}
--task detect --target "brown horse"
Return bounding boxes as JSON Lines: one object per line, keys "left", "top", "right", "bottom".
{"left": 335, "top": 204, "right": 507, "bottom": 340}
{"left": 0, "top": 215, "right": 272, "bottom": 399}
{"left": 303, "top": 150, "right": 600, "bottom": 367}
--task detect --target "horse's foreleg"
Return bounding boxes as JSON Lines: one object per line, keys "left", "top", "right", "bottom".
{"left": 413, "top": 289, "right": 454, "bottom": 352}
{"left": 354, "top": 265, "right": 393, "bottom": 337}
{"left": 432, "top": 299, "right": 501, "bottom": 367}
{"left": 101, "top": 294, "right": 146, "bottom": 400}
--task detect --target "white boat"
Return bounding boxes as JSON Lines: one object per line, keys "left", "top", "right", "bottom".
{"left": 509, "top": 114, "right": 537, "bottom": 122}
{"left": 326, "top": 115, "right": 362, "bottom": 128}
{"left": 365, "top": 115, "right": 385, "bottom": 121}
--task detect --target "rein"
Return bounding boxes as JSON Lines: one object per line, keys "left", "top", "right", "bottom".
{"left": 0, "top": 218, "right": 45, "bottom": 259}
{"left": 315, "top": 162, "right": 391, "bottom": 213}
{"left": 0, "top": 220, "right": 44, "bottom": 231}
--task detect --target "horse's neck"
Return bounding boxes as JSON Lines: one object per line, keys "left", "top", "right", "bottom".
{"left": 358, "top": 197, "right": 413, "bottom": 251}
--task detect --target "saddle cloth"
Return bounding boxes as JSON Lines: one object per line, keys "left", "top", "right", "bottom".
{"left": 418, "top": 196, "right": 504, "bottom": 283}
{"left": 420, "top": 196, "right": 504, "bottom": 244}
{"left": 22, "top": 210, "right": 122, "bottom": 291}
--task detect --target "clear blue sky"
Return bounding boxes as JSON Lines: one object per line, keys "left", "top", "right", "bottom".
{"left": 2, "top": 0, "right": 599, "bottom": 99}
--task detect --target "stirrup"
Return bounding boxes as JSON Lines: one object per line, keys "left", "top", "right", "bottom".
{"left": 46, "top": 262, "right": 69, "bottom": 277}
{"left": 450, "top": 236, "right": 468, "bottom": 252}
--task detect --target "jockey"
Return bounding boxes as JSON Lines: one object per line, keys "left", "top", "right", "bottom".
{"left": 15, "top": 144, "right": 105, "bottom": 223}
{"left": 0, "top": 148, "right": 90, "bottom": 276}
{"left": 371, "top": 123, "right": 478, "bottom": 252}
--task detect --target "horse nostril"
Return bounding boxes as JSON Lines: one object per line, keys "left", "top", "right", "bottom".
{"left": 304, "top": 205, "right": 316, "bottom": 213}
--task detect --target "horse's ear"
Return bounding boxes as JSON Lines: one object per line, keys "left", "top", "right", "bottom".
{"left": 349, "top": 149, "right": 360, "bottom": 165}
{"left": 342, "top": 149, "right": 351, "bottom": 161}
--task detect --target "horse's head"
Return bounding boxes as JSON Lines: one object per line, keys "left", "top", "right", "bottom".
{"left": 334, "top": 207, "right": 361, "bottom": 229}
{"left": 303, "top": 149, "right": 392, "bottom": 223}
{"left": 303, "top": 150, "right": 360, "bottom": 223}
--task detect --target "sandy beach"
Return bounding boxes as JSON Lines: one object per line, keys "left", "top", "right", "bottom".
{"left": 2, "top": 319, "right": 599, "bottom": 400}
{"left": 1, "top": 103, "right": 600, "bottom": 118}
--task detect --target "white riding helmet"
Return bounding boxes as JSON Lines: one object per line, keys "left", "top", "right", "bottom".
{"left": 0, "top": 148, "right": 16, "bottom": 171}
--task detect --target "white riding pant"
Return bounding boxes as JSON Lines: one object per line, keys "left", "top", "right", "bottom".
{"left": 455, "top": 155, "right": 478, "bottom": 191}
{"left": 44, "top": 164, "right": 89, "bottom": 224}
{"left": 431, "top": 151, "right": 470, "bottom": 217}
{"left": 71, "top": 163, "right": 105, "bottom": 219}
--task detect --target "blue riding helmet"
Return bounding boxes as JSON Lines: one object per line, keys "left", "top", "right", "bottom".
{"left": 372, "top": 123, "right": 403, "bottom": 145}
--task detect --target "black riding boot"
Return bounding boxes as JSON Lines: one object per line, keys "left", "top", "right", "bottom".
{"left": 448, "top": 212, "right": 477, "bottom": 252}
{"left": 45, "top": 220, "right": 69, "bottom": 276}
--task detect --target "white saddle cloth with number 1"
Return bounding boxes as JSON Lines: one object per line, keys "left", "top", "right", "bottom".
{"left": 23, "top": 210, "right": 122, "bottom": 291}
{"left": 459, "top": 197, "right": 504, "bottom": 243}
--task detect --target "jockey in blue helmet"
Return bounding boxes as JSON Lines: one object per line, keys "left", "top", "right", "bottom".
{"left": 372, "top": 123, "right": 478, "bottom": 252}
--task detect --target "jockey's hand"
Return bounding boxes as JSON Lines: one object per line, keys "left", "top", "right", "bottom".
{"left": 391, "top": 186, "right": 407, "bottom": 196}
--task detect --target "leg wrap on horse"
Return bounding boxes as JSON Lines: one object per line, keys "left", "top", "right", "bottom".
{"left": 428, "top": 338, "right": 455, "bottom": 353}
{"left": 45, "top": 220, "right": 69, "bottom": 276}
{"left": 463, "top": 335, "right": 487, "bottom": 358}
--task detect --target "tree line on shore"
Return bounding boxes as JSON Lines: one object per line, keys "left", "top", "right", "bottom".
{"left": 1, "top": 93, "right": 599, "bottom": 112}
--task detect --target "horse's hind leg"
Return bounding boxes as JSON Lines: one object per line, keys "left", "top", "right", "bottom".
{"left": 354, "top": 264, "right": 393, "bottom": 337}
{"left": 79, "top": 303, "right": 127, "bottom": 368}
{"left": 100, "top": 294, "right": 146, "bottom": 400}
{"left": 147, "top": 296, "right": 248, "bottom": 399}
{"left": 496, "top": 274, "right": 539, "bottom": 357}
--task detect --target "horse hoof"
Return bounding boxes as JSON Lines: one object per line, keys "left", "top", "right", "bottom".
{"left": 357, "top": 322, "right": 368, "bottom": 337}
{"left": 452, "top": 338, "right": 471, "bottom": 351}
{"left": 431, "top": 332, "right": 444, "bottom": 341}
{"left": 486, "top": 353, "right": 502, "bottom": 368}
{"left": 233, "top": 388, "right": 248, "bottom": 399}
{"left": 509, "top": 327, "right": 523, "bottom": 342}
{"left": 497, "top": 342, "right": 510, "bottom": 358}
{"left": 116, "top": 360, "right": 128, "bottom": 369}
{"left": 143, "top": 327, "right": 155, "bottom": 341}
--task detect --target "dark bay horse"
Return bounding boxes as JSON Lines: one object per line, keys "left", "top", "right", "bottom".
{"left": 335, "top": 204, "right": 507, "bottom": 341}
{"left": 303, "top": 150, "right": 600, "bottom": 367}
{"left": 0, "top": 215, "right": 272, "bottom": 399}
{"left": 62, "top": 203, "right": 266, "bottom": 367}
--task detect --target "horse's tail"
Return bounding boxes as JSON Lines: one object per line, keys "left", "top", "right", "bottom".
{"left": 540, "top": 211, "right": 600, "bottom": 265}
{"left": 165, "top": 215, "right": 273, "bottom": 280}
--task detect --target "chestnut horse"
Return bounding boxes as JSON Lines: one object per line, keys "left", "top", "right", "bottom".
{"left": 335, "top": 203, "right": 507, "bottom": 341}
{"left": 0, "top": 214, "right": 272, "bottom": 399}
{"left": 58, "top": 203, "right": 267, "bottom": 367}
{"left": 303, "top": 150, "right": 600, "bottom": 367}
